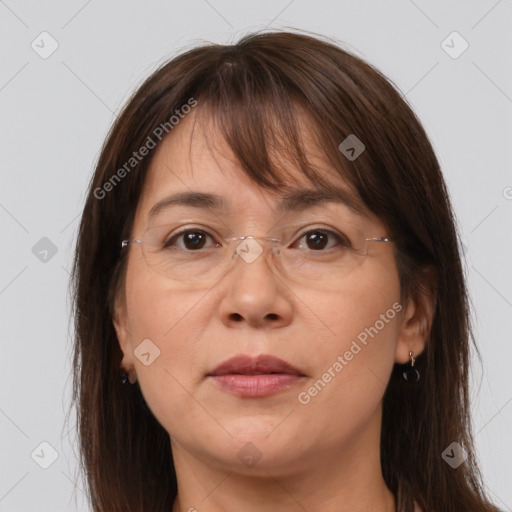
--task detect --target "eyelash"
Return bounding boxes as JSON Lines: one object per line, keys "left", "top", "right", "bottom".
{"left": 163, "top": 226, "right": 352, "bottom": 251}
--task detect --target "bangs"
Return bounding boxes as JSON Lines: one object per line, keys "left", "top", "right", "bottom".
{"left": 187, "top": 57, "right": 360, "bottom": 201}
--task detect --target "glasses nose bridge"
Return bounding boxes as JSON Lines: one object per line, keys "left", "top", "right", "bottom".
{"left": 227, "top": 235, "right": 282, "bottom": 269}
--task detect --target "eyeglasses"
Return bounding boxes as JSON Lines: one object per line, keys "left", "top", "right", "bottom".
{"left": 121, "top": 221, "right": 394, "bottom": 285}
{"left": 121, "top": 220, "right": 394, "bottom": 286}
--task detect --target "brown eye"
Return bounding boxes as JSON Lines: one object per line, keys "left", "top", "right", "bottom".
{"left": 304, "top": 231, "right": 328, "bottom": 250}
{"left": 182, "top": 231, "right": 208, "bottom": 250}
{"left": 165, "top": 230, "right": 216, "bottom": 251}
{"left": 293, "top": 229, "right": 351, "bottom": 251}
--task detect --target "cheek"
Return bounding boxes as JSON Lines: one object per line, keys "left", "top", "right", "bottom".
{"left": 314, "top": 252, "right": 400, "bottom": 331}
{"left": 123, "top": 268, "right": 216, "bottom": 433}
{"left": 298, "top": 257, "right": 402, "bottom": 405}
{"left": 123, "top": 258, "right": 209, "bottom": 386}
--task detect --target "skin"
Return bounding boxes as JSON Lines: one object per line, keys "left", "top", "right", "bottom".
{"left": 113, "top": 108, "right": 434, "bottom": 512}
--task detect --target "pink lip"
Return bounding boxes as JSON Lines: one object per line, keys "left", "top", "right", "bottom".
{"left": 207, "top": 354, "right": 306, "bottom": 398}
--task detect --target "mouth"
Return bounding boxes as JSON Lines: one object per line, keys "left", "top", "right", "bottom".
{"left": 206, "top": 354, "right": 306, "bottom": 398}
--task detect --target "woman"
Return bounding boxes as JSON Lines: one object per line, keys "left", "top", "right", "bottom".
{"left": 70, "top": 29, "right": 499, "bottom": 511}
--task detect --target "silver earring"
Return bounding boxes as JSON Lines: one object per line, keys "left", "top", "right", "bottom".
{"left": 402, "top": 351, "right": 420, "bottom": 383}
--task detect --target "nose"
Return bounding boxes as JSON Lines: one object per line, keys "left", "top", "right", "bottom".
{"left": 217, "top": 238, "right": 293, "bottom": 329}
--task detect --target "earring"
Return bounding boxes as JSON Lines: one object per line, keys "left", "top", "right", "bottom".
{"left": 120, "top": 369, "right": 129, "bottom": 384}
{"left": 402, "top": 351, "right": 420, "bottom": 383}
{"left": 120, "top": 369, "right": 136, "bottom": 385}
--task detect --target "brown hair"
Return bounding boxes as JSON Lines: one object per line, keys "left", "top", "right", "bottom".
{"left": 69, "top": 29, "right": 499, "bottom": 511}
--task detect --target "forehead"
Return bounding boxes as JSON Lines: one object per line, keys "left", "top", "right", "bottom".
{"left": 133, "top": 107, "right": 372, "bottom": 229}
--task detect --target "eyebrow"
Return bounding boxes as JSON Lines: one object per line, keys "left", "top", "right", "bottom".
{"left": 147, "top": 187, "right": 369, "bottom": 220}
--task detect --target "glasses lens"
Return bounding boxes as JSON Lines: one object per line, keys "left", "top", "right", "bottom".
{"left": 141, "top": 224, "right": 228, "bottom": 282}
{"left": 276, "top": 222, "right": 368, "bottom": 284}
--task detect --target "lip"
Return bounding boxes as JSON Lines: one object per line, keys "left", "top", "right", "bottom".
{"left": 207, "top": 354, "right": 306, "bottom": 398}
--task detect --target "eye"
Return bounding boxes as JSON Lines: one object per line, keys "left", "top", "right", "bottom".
{"left": 164, "top": 229, "right": 220, "bottom": 251}
{"left": 291, "top": 229, "right": 351, "bottom": 251}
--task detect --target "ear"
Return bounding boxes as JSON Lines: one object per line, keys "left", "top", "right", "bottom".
{"left": 395, "top": 266, "right": 438, "bottom": 364}
{"left": 113, "top": 291, "right": 137, "bottom": 383}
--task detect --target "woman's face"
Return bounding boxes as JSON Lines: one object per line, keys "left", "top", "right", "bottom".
{"left": 114, "top": 110, "right": 421, "bottom": 476}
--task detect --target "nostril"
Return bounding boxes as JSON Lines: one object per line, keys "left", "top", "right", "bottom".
{"left": 267, "top": 313, "right": 279, "bottom": 321}
{"left": 231, "top": 313, "right": 243, "bottom": 322}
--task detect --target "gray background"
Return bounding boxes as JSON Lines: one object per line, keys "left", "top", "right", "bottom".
{"left": 1, "top": 1, "right": 511, "bottom": 510}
